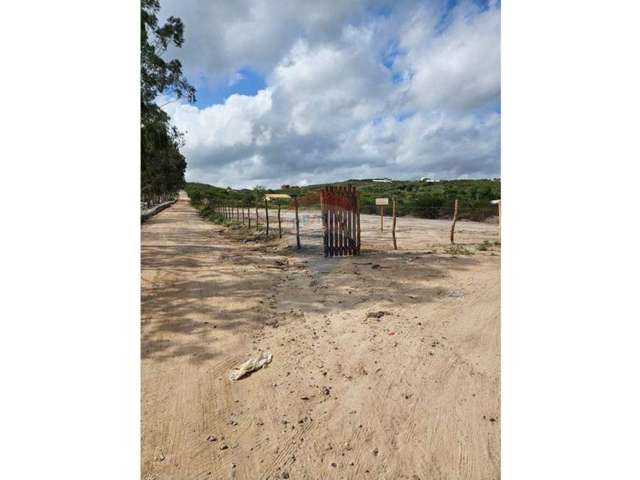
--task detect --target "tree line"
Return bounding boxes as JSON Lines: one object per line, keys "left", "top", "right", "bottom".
{"left": 141, "top": 0, "right": 195, "bottom": 207}
{"left": 185, "top": 179, "right": 501, "bottom": 222}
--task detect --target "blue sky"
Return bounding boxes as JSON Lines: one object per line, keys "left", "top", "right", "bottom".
{"left": 191, "top": 67, "right": 266, "bottom": 108}
{"left": 160, "top": 0, "right": 500, "bottom": 188}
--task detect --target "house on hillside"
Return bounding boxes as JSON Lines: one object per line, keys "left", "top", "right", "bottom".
{"left": 372, "top": 178, "right": 392, "bottom": 183}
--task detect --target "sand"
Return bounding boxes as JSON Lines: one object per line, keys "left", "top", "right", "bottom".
{"left": 142, "top": 191, "right": 500, "bottom": 480}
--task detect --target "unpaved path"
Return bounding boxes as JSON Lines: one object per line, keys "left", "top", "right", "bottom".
{"left": 142, "top": 192, "right": 500, "bottom": 480}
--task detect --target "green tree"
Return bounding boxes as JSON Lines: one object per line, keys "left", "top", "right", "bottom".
{"left": 253, "top": 186, "right": 267, "bottom": 205}
{"left": 141, "top": 0, "right": 196, "bottom": 205}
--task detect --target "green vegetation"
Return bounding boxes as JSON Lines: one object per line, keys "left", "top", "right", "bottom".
{"left": 184, "top": 182, "right": 251, "bottom": 207}
{"left": 185, "top": 183, "right": 256, "bottom": 225}
{"left": 141, "top": 0, "right": 195, "bottom": 206}
{"left": 186, "top": 178, "right": 500, "bottom": 221}
{"left": 477, "top": 240, "right": 492, "bottom": 251}
{"left": 444, "top": 245, "right": 474, "bottom": 256}
{"left": 329, "top": 179, "right": 500, "bottom": 220}
{"left": 195, "top": 203, "right": 227, "bottom": 226}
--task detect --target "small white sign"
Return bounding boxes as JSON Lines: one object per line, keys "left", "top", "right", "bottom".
{"left": 375, "top": 198, "right": 389, "bottom": 206}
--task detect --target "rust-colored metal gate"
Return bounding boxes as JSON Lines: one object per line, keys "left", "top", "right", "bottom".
{"left": 320, "top": 185, "right": 361, "bottom": 257}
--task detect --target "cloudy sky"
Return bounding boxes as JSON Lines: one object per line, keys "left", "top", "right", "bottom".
{"left": 158, "top": 0, "right": 500, "bottom": 189}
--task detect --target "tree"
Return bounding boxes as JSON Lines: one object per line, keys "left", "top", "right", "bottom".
{"left": 141, "top": 0, "right": 196, "bottom": 204}
{"left": 253, "top": 186, "right": 267, "bottom": 204}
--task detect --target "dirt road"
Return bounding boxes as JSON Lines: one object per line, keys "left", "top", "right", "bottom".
{"left": 142, "top": 192, "right": 500, "bottom": 480}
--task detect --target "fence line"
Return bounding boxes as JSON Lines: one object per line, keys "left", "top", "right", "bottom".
{"left": 202, "top": 196, "right": 499, "bottom": 252}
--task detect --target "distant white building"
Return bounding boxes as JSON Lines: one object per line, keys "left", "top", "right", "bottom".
{"left": 372, "top": 178, "right": 392, "bottom": 183}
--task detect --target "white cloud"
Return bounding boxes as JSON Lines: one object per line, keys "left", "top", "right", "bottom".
{"left": 157, "top": 0, "right": 501, "bottom": 188}
{"left": 161, "top": 0, "right": 366, "bottom": 83}
{"left": 396, "top": 2, "right": 501, "bottom": 112}
{"left": 269, "top": 32, "right": 392, "bottom": 135}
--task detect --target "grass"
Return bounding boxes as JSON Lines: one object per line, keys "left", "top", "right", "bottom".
{"left": 477, "top": 240, "right": 492, "bottom": 251}
{"left": 444, "top": 244, "right": 474, "bottom": 256}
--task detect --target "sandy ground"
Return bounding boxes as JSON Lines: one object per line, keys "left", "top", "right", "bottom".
{"left": 142, "top": 192, "right": 500, "bottom": 480}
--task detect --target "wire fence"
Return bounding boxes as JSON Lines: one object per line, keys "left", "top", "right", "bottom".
{"left": 200, "top": 195, "right": 499, "bottom": 252}
{"left": 358, "top": 204, "right": 499, "bottom": 222}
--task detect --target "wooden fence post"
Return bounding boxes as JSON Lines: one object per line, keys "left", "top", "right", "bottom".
{"left": 450, "top": 198, "right": 459, "bottom": 244}
{"left": 497, "top": 200, "right": 501, "bottom": 243}
{"left": 340, "top": 186, "right": 345, "bottom": 255}
{"left": 347, "top": 186, "right": 353, "bottom": 255}
{"left": 294, "top": 197, "right": 301, "bottom": 249}
{"left": 392, "top": 197, "right": 397, "bottom": 250}
{"left": 320, "top": 186, "right": 361, "bottom": 257}
{"left": 277, "top": 202, "right": 282, "bottom": 238}
{"left": 356, "top": 191, "right": 361, "bottom": 255}
{"left": 264, "top": 199, "right": 270, "bottom": 236}
{"left": 331, "top": 187, "right": 337, "bottom": 256}
{"left": 321, "top": 190, "right": 328, "bottom": 256}
{"left": 255, "top": 205, "right": 259, "bottom": 229}
{"left": 380, "top": 205, "right": 384, "bottom": 232}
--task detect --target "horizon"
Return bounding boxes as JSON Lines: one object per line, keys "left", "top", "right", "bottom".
{"left": 187, "top": 175, "right": 501, "bottom": 191}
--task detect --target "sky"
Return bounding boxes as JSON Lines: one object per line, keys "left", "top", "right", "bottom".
{"left": 158, "top": 0, "right": 500, "bottom": 189}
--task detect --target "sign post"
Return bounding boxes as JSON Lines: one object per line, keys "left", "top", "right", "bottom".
{"left": 376, "top": 198, "right": 389, "bottom": 232}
